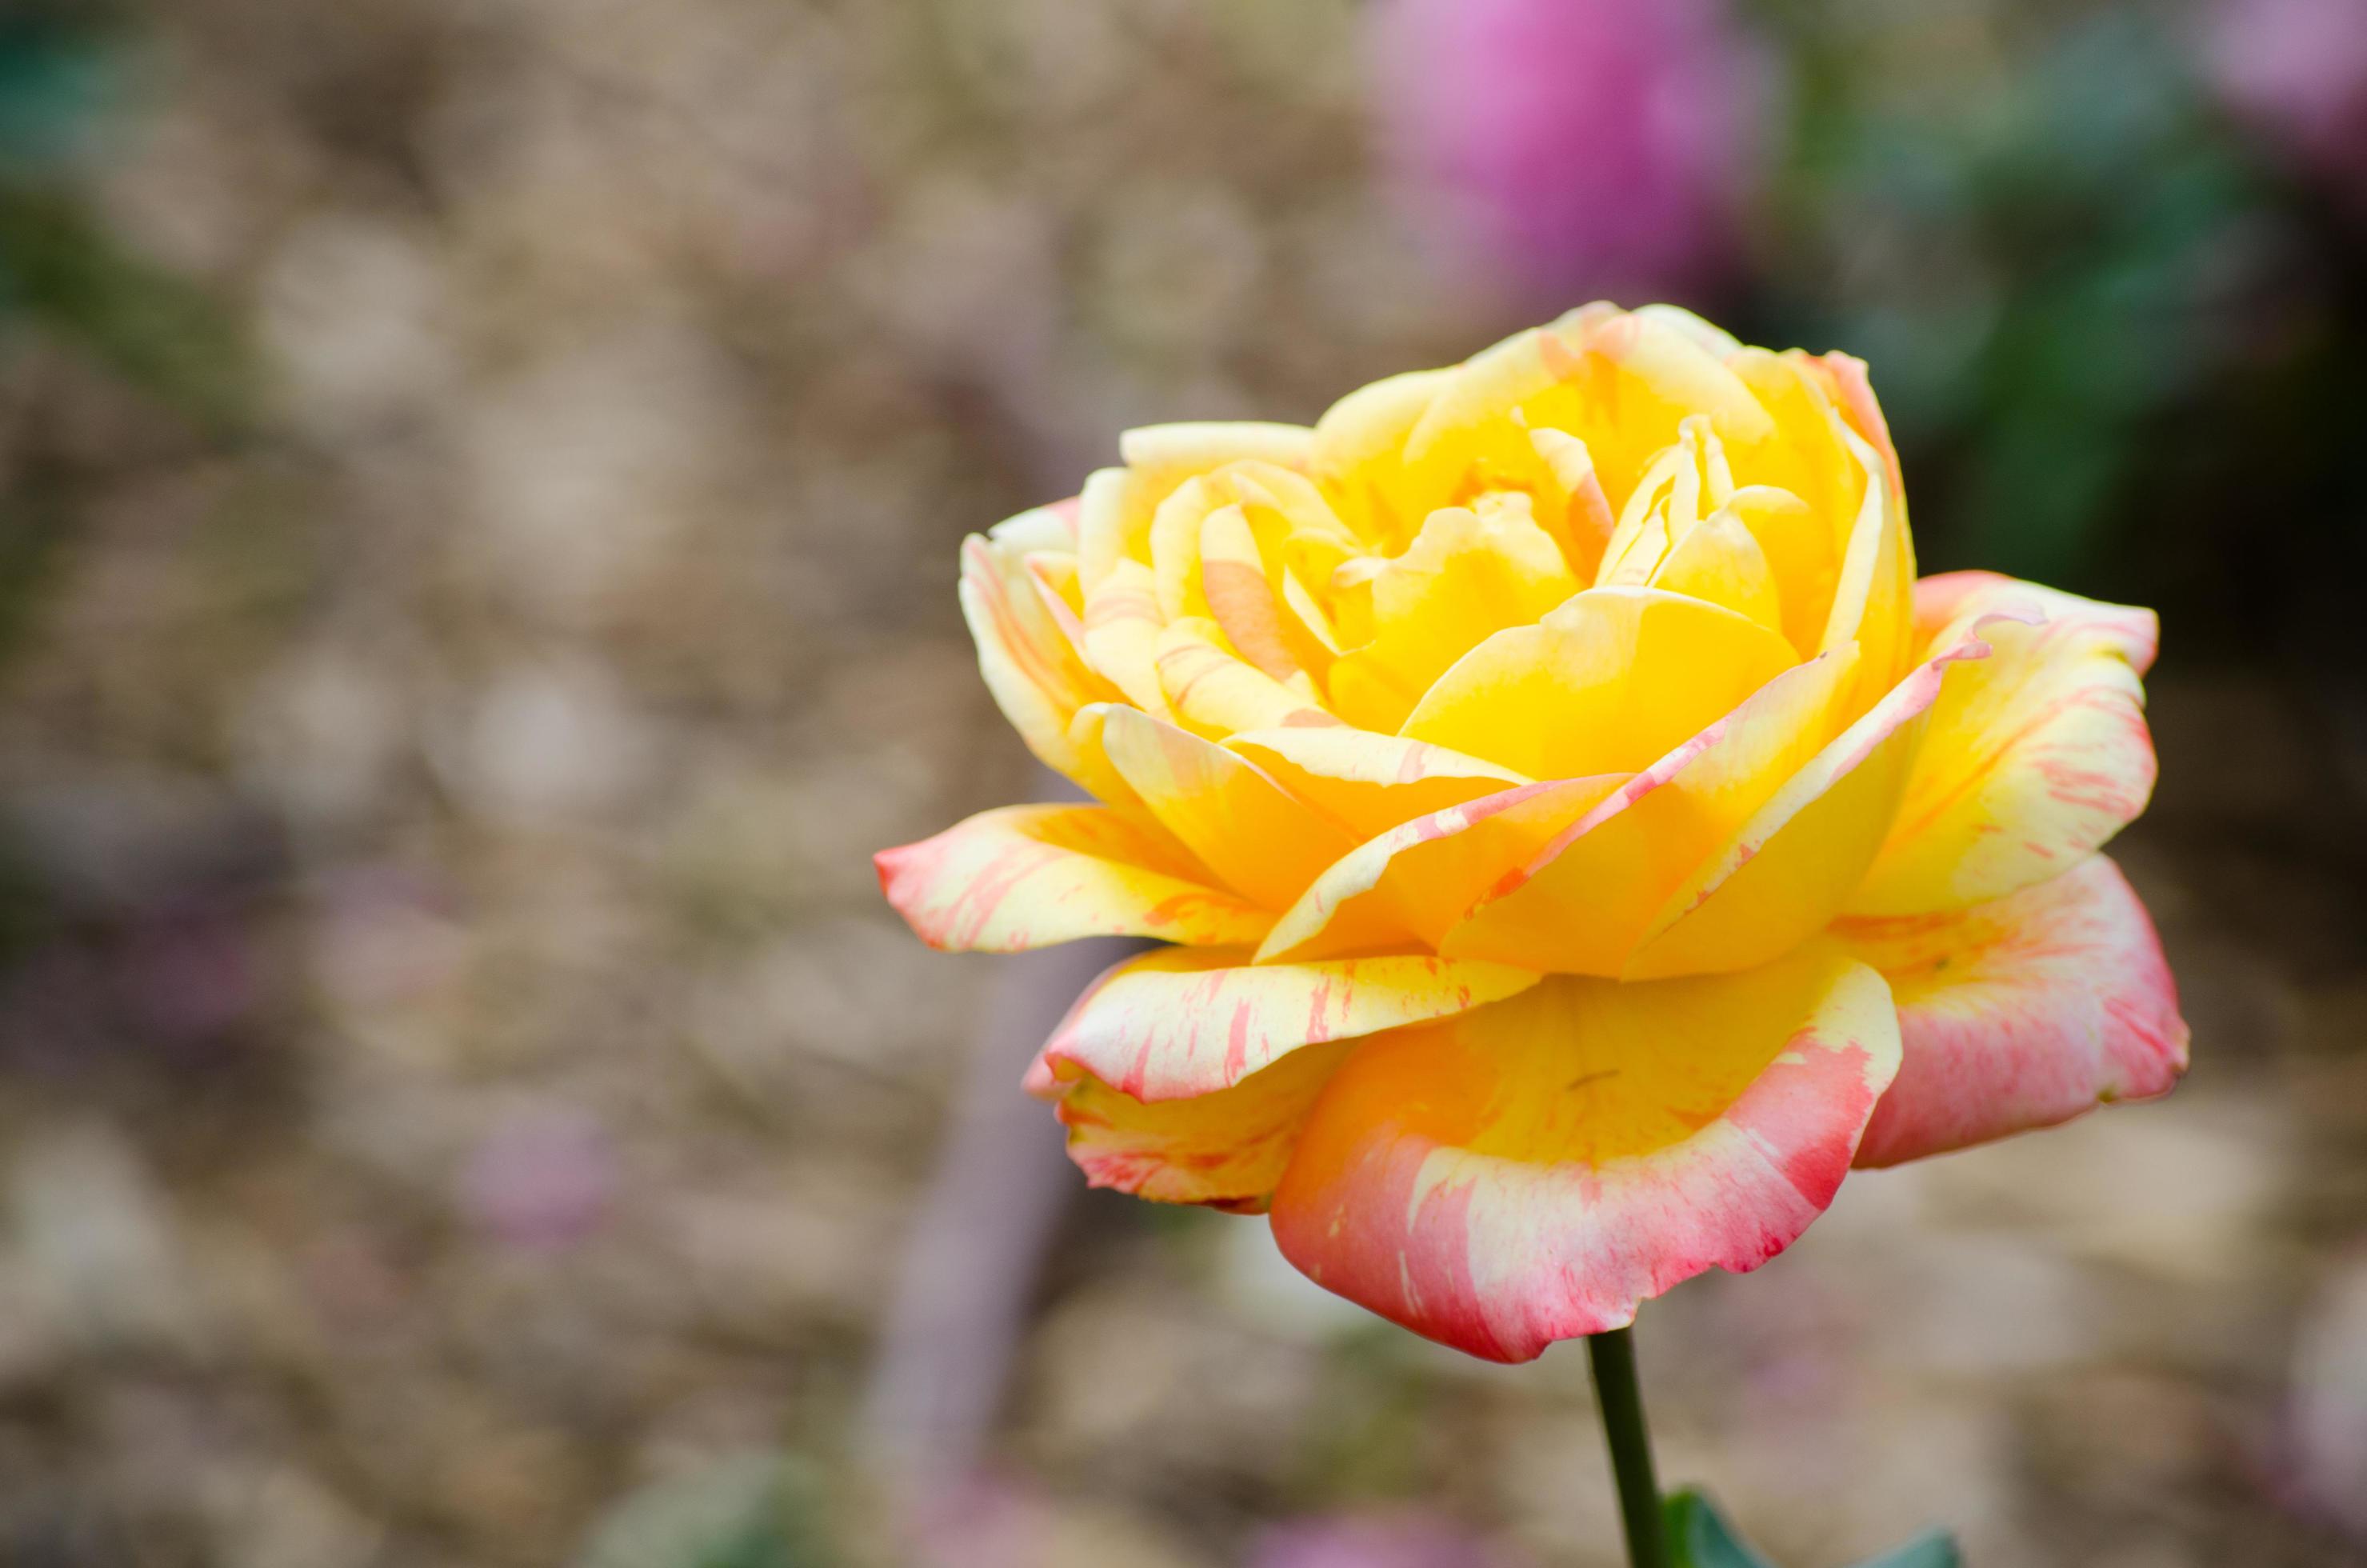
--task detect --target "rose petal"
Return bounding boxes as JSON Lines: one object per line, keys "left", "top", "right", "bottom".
{"left": 1401, "top": 586, "right": 1797, "bottom": 780}
{"left": 1835, "top": 854, "right": 2189, "bottom": 1167}
{"left": 1846, "top": 574, "right": 2160, "bottom": 915}
{"left": 1617, "top": 626, "right": 2000, "bottom": 980}
{"left": 1327, "top": 502, "right": 1581, "bottom": 732}
{"left": 1050, "top": 1040, "right": 1357, "bottom": 1211}
{"left": 1437, "top": 648, "right": 1860, "bottom": 974}
{"left": 876, "top": 804, "right": 1270, "bottom": 952}
{"left": 1155, "top": 618, "right": 1341, "bottom": 740}
{"left": 1097, "top": 704, "right": 1359, "bottom": 910}
{"left": 1259, "top": 776, "right": 1629, "bottom": 963}
{"left": 1036, "top": 944, "right": 1541, "bottom": 1101}
{"left": 1224, "top": 726, "right": 1529, "bottom": 842}
{"left": 1268, "top": 944, "right": 1901, "bottom": 1362}
{"left": 959, "top": 523, "right": 1118, "bottom": 790}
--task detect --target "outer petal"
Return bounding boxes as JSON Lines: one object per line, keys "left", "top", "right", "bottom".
{"left": 1835, "top": 855, "right": 2189, "bottom": 1167}
{"left": 1847, "top": 574, "right": 2160, "bottom": 916}
{"left": 875, "top": 804, "right": 1271, "bottom": 951}
{"left": 959, "top": 521, "right": 1117, "bottom": 789}
{"left": 1036, "top": 944, "right": 1541, "bottom": 1102}
{"left": 1618, "top": 628, "right": 1997, "bottom": 979}
{"left": 1049, "top": 1042, "right": 1357, "bottom": 1211}
{"left": 1269, "top": 946, "right": 1901, "bottom": 1362}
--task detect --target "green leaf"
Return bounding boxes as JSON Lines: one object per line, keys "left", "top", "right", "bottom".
{"left": 1662, "top": 1488, "right": 1964, "bottom": 1568}
{"left": 1850, "top": 1530, "right": 1963, "bottom": 1568}
{"left": 1663, "top": 1488, "right": 1777, "bottom": 1568}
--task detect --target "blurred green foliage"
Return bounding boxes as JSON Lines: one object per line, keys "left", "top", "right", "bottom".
{"left": 0, "top": 1, "right": 253, "bottom": 429}
{"left": 1761, "top": 9, "right": 2277, "bottom": 586}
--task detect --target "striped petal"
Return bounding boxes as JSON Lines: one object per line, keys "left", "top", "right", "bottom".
{"left": 1034, "top": 944, "right": 1541, "bottom": 1102}
{"left": 1155, "top": 618, "right": 1341, "bottom": 739}
{"left": 1847, "top": 573, "right": 2159, "bottom": 916}
{"left": 1268, "top": 945, "right": 1901, "bottom": 1362}
{"left": 1835, "top": 855, "right": 2189, "bottom": 1168}
{"left": 874, "top": 804, "right": 1269, "bottom": 952}
{"left": 1618, "top": 627, "right": 1998, "bottom": 980}
{"left": 959, "top": 518, "right": 1118, "bottom": 789}
{"left": 1260, "top": 777, "right": 1629, "bottom": 963}
{"left": 1047, "top": 1042, "right": 1357, "bottom": 1211}
{"left": 1436, "top": 650, "right": 1860, "bottom": 975}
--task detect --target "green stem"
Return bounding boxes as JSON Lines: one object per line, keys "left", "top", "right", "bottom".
{"left": 1587, "top": 1326, "right": 1670, "bottom": 1568}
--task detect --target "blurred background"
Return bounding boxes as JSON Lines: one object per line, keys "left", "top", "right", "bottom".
{"left": 0, "top": 0, "right": 2362, "bottom": 1562}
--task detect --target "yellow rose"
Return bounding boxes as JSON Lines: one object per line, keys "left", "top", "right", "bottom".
{"left": 878, "top": 302, "right": 2186, "bottom": 1362}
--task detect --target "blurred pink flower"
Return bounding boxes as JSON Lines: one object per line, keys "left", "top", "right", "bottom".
{"left": 1369, "top": 0, "right": 1771, "bottom": 306}
{"left": 2205, "top": 0, "right": 2367, "bottom": 208}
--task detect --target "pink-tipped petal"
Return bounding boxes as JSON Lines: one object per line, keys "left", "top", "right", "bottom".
{"left": 1848, "top": 574, "right": 2160, "bottom": 915}
{"left": 875, "top": 804, "right": 1270, "bottom": 952}
{"left": 1269, "top": 946, "right": 1900, "bottom": 1362}
{"left": 1837, "top": 855, "right": 2189, "bottom": 1167}
{"left": 1036, "top": 944, "right": 1541, "bottom": 1102}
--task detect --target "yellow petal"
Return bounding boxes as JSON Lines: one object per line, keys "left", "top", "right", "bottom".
{"left": 1154, "top": 617, "right": 1341, "bottom": 740}
{"left": 1620, "top": 629, "right": 1998, "bottom": 979}
{"left": 1648, "top": 507, "right": 1782, "bottom": 631}
{"left": 875, "top": 803, "right": 1269, "bottom": 952}
{"left": 1034, "top": 943, "right": 1541, "bottom": 1100}
{"left": 1847, "top": 573, "right": 2159, "bottom": 915}
{"left": 959, "top": 526, "right": 1119, "bottom": 791}
{"left": 1721, "top": 349, "right": 1863, "bottom": 538}
{"left": 1529, "top": 426, "right": 1618, "bottom": 578}
{"left": 1050, "top": 1040, "right": 1355, "bottom": 1210}
{"left": 1816, "top": 426, "right": 1916, "bottom": 707}
{"left": 1150, "top": 476, "right": 1215, "bottom": 622}
{"left": 1401, "top": 586, "right": 1798, "bottom": 780}
{"left": 1260, "top": 776, "right": 1629, "bottom": 962}
{"left": 1077, "top": 424, "right": 1315, "bottom": 590}
{"left": 1722, "top": 486, "right": 1837, "bottom": 654}
{"left": 1400, "top": 306, "right": 1777, "bottom": 522}
{"left": 1080, "top": 558, "right": 1174, "bottom": 718}
{"left": 1326, "top": 500, "right": 1582, "bottom": 732}
{"left": 1121, "top": 420, "right": 1314, "bottom": 487}
{"left": 1223, "top": 726, "right": 1529, "bottom": 841}
{"left": 1076, "top": 464, "right": 1142, "bottom": 588}
{"left": 1437, "top": 650, "right": 1860, "bottom": 974}
{"left": 1097, "top": 703, "right": 1357, "bottom": 909}
{"left": 1311, "top": 368, "right": 1453, "bottom": 549}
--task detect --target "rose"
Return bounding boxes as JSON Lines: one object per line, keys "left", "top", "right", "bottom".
{"left": 878, "top": 302, "right": 2187, "bottom": 1363}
